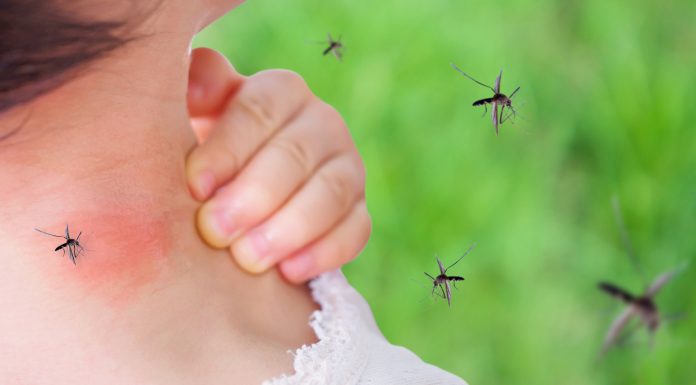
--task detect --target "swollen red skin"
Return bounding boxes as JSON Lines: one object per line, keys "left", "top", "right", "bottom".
{"left": 37, "top": 208, "right": 174, "bottom": 308}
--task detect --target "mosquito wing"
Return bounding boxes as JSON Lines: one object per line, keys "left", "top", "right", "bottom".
{"left": 444, "top": 280, "right": 452, "bottom": 307}
{"left": 492, "top": 101, "right": 499, "bottom": 135}
{"left": 436, "top": 256, "right": 446, "bottom": 275}
{"left": 645, "top": 262, "right": 688, "bottom": 298}
{"left": 494, "top": 69, "right": 502, "bottom": 94}
{"left": 65, "top": 224, "right": 70, "bottom": 239}
{"left": 68, "top": 244, "right": 77, "bottom": 265}
{"left": 601, "top": 306, "right": 637, "bottom": 356}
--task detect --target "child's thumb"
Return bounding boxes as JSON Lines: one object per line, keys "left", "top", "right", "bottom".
{"left": 187, "top": 48, "right": 244, "bottom": 118}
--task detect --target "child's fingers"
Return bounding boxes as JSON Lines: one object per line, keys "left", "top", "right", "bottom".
{"left": 279, "top": 200, "right": 371, "bottom": 283}
{"left": 229, "top": 154, "right": 365, "bottom": 274}
{"left": 186, "top": 70, "right": 312, "bottom": 200}
{"left": 196, "top": 101, "right": 349, "bottom": 248}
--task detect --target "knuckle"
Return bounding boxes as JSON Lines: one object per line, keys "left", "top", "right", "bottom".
{"left": 269, "top": 137, "right": 314, "bottom": 175}
{"left": 257, "top": 69, "right": 309, "bottom": 94}
{"left": 235, "top": 90, "right": 276, "bottom": 134}
{"left": 317, "top": 101, "right": 343, "bottom": 122}
{"left": 318, "top": 163, "right": 355, "bottom": 212}
{"left": 317, "top": 102, "right": 349, "bottom": 135}
{"left": 199, "top": 138, "right": 241, "bottom": 175}
{"left": 274, "top": 69, "right": 308, "bottom": 90}
{"left": 355, "top": 155, "right": 366, "bottom": 189}
{"left": 345, "top": 152, "right": 366, "bottom": 191}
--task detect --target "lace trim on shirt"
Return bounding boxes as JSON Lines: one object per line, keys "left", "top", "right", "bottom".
{"left": 262, "top": 270, "right": 369, "bottom": 385}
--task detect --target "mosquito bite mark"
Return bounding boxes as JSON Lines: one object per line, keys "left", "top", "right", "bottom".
{"left": 38, "top": 211, "right": 173, "bottom": 308}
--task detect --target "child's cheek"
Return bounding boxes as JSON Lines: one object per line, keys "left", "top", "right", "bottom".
{"left": 37, "top": 207, "right": 174, "bottom": 308}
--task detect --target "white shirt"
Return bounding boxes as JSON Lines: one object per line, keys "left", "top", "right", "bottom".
{"left": 263, "top": 271, "right": 468, "bottom": 385}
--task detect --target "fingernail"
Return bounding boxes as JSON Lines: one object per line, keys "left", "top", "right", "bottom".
{"left": 197, "top": 203, "right": 237, "bottom": 248}
{"left": 281, "top": 253, "right": 315, "bottom": 283}
{"left": 213, "top": 204, "right": 238, "bottom": 237}
{"left": 234, "top": 230, "right": 273, "bottom": 273}
{"left": 196, "top": 171, "right": 215, "bottom": 199}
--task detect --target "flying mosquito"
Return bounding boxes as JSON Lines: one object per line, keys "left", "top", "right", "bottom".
{"left": 34, "top": 224, "right": 84, "bottom": 265}
{"left": 451, "top": 63, "right": 520, "bottom": 136}
{"left": 597, "top": 198, "right": 687, "bottom": 357}
{"left": 321, "top": 33, "right": 343, "bottom": 61}
{"left": 424, "top": 243, "right": 476, "bottom": 307}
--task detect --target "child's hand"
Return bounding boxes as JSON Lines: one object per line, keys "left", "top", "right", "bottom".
{"left": 185, "top": 48, "right": 370, "bottom": 283}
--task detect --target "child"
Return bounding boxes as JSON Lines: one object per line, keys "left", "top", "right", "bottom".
{"left": 0, "top": 1, "right": 467, "bottom": 384}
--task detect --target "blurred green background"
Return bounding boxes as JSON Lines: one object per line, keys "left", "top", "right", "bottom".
{"left": 194, "top": 0, "right": 696, "bottom": 383}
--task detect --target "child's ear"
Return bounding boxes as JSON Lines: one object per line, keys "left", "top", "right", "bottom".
{"left": 187, "top": 47, "right": 244, "bottom": 118}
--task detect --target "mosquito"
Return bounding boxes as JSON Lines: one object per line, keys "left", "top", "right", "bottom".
{"left": 34, "top": 224, "right": 84, "bottom": 265}
{"left": 597, "top": 197, "right": 688, "bottom": 357}
{"left": 451, "top": 63, "right": 520, "bottom": 136}
{"left": 321, "top": 33, "right": 343, "bottom": 61}
{"left": 424, "top": 243, "right": 476, "bottom": 307}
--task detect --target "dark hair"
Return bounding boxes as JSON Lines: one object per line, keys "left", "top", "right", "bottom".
{"left": 0, "top": 1, "right": 139, "bottom": 114}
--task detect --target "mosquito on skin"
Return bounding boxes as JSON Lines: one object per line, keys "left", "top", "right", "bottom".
{"left": 450, "top": 63, "right": 520, "bottom": 136}
{"left": 34, "top": 224, "right": 84, "bottom": 265}
{"left": 597, "top": 197, "right": 688, "bottom": 358}
{"left": 424, "top": 243, "right": 476, "bottom": 307}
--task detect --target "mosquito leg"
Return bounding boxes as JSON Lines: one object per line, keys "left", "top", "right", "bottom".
{"left": 72, "top": 243, "right": 80, "bottom": 264}
{"left": 501, "top": 107, "right": 516, "bottom": 124}
{"left": 433, "top": 284, "right": 446, "bottom": 299}
{"left": 34, "top": 228, "right": 63, "bottom": 238}
{"left": 69, "top": 244, "right": 77, "bottom": 264}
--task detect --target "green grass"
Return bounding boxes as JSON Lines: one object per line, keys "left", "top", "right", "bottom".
{"left": 194, "top": 0, "right": 696, "bottom": 383}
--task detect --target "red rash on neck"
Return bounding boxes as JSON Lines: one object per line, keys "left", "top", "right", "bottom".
{"left": 36, "top": 207, "right": 175, "bottom": 309}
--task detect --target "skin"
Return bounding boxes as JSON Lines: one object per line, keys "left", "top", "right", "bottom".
{"left": 0, "top": 0, "right": 368, "bottom": 383}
